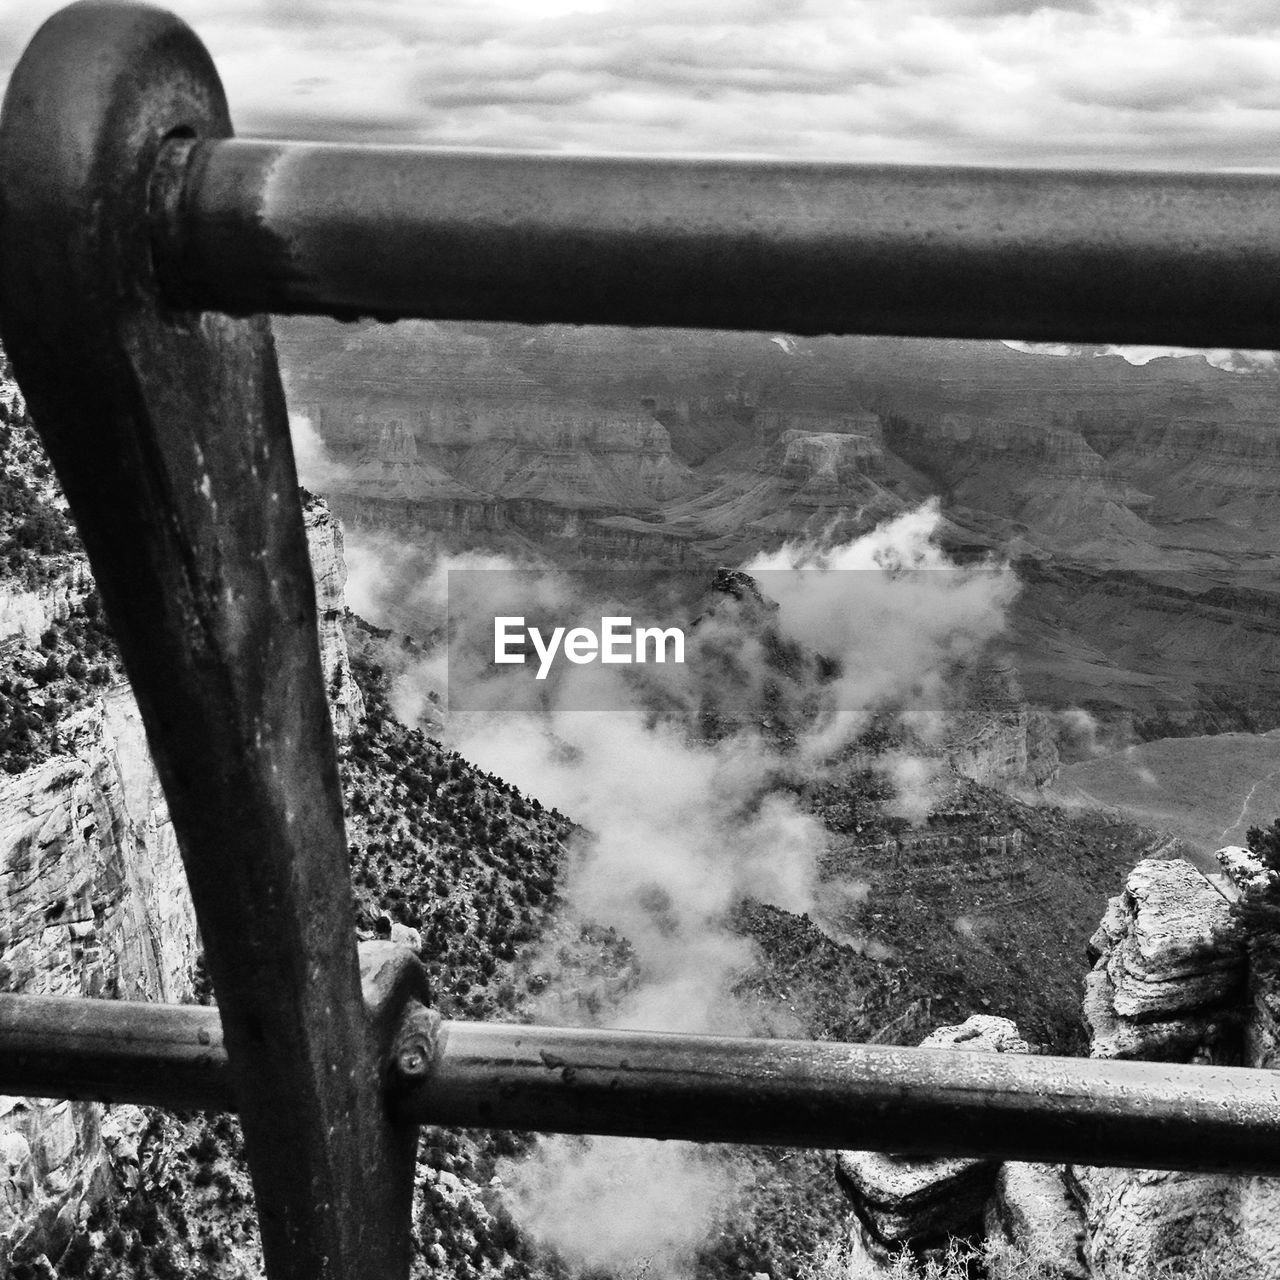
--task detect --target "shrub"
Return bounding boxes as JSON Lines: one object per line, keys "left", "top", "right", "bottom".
{"left": 1231, "top": 818, "right": 1280, "bottom": 977}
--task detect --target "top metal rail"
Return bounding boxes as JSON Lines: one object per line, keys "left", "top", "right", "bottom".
{"left": 156, "top": 140, "right": 1280, "bottom": 348}
{"left": 0, "top": 3, "right": 1277, "bottom": 1280}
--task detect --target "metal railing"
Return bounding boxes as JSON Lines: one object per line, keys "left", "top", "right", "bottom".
{"left": 0, "top": 3, "right": 1278, "bottom": 1279}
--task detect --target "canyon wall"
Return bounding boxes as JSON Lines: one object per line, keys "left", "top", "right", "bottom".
{"left": 0, "top": 695, "right": 195, "bottom": 1259}
{"left": 0, "top": 559, "right": 90, "bottom": 646}
{"left": 0, "top": 493, "right": 363, "bottom": 1262}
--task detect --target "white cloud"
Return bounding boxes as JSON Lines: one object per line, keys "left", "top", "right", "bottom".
{"left": 2, "top": 1, "right": 1280, "bottom": 167}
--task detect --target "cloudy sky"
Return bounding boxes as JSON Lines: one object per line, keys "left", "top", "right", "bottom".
{"left": 1, "top": 0, "right": 1279, "bottom": 169}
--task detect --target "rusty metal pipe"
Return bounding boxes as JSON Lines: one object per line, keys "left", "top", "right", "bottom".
{"left": 0, "top": 992, "right": 234, "bottom": 1112}
{"left": 6, "top": 994, "right": 1280, "bottom": 1175}
{"left": 155, "top": 138, "right": 1280, "bottom": 348}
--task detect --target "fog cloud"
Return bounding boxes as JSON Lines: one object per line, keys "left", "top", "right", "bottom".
{"left": 3, "top": 2, "right": 1279, "bottom": 168}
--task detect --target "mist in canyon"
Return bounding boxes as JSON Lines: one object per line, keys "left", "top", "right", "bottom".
{"left": 296, "top": 398, "right": 1018, "bottom": 1274}
{"left": 282, "top": 323, "right": 1280, "bottom": 1275}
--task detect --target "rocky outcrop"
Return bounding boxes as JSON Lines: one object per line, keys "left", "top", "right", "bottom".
{"left": 828, "top": 858, "right": 1280, "bottom": 1277}
{"left": 1216, "top": 844, "right": 1280, "bottom": 1074}
{"left": 985, "top": 1162, "right": 1087, "bottom": 1280}
{"left": 945, "top": 660, "right": 1060, "bottom": 789}
{"left": 1083, "top": 859, "right": 1244, "bottom": 1061}
{"left": 302, "top": 492, "right": 366, "bottom": 739}
{"left": 773, "top": 430, "right": 885, "bottom": 497}
{"left": 1070, "top": 855, "right": 1280, "bottom": 1276}
{"left": 0, "top": 561, "right": 91, "bottom": 645}
{"left": 0, "top": 1096, "right": 109, "bottom": 1266}
{"left": 0, "top": 697, "right": 197, "bottom": 1263}
{"left": 836, "top": 1016, "right": 1031, "bottom": 1266}
{"left": 754, "top": 407, "right": 882, "bottom": 444}
{"left": 336, "top": 420, "right": 491, "bottom": 504}
{"left": 1069, "top": 1166, "right": 1241, "bottom": 1278}
{"left": 0, "top": 701, "right": 194, "bottom": 1002}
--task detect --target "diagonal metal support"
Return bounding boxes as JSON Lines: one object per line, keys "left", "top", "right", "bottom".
{"left": 0, "top": 5, "right": 423, "bottom": 1277}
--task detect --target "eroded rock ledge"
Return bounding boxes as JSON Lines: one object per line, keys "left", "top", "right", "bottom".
{"left": 833, "top": 854, "right": 1280, "bottom": 1277}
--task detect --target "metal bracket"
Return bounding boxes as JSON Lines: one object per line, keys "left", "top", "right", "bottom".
{"left": 0, "top": 4, "right": 419, "bottom": 1276}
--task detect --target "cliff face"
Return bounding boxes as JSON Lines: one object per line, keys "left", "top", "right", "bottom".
{"left": 0, "top": 491, "right": 365, "bottom": 1263}
{"left": 0, "top": 697, "right": 193, "bottom": 1003}
{"left": 0, "top": 695, "right": 196, "bottom": 1260}
{"left": 0, "top": 561, "right": 90, "bottom": 645}
{"left": 944, "top": 661, "right": 1060, "bottom": 790}
{"left": 302, "top": 492, "right": 366, "bottom": 739}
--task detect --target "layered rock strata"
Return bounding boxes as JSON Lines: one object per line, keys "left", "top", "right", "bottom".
{"left": 0, "top": 699, "right": 195, "bottom": 1261}
{"left": 829, "top": 856, "right": 1280, "bottom": 1277}
{"left": 1083, "top": 858, "right": 1244, "bottom": 1062}
{"left": 1073, "top": 856, "right": 1276, "bottom": 1276}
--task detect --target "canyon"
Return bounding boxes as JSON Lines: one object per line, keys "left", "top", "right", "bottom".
{"left": 4, "top": 325, "right": 1280, "bottom": 1278}
{"left": 277, "top": 322, "right": 1280, "bottom": 754}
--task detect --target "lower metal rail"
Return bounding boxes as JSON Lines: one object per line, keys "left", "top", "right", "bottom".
{"left": 4, "top": 988, "right": 1280, "bottom": 1175}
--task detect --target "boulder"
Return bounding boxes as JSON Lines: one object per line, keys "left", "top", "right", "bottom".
{"left": 837, "top": 1149, "right": 996, "bottom": 1248}
{"left": 1216, "top": 844, "right": 1274, "bottom": 899}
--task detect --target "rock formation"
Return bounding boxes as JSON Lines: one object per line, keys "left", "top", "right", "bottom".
{"left": 829, "top": 855, "right": 1280, "bottom": 1276}
{"left": 835, "top": 1016, "right": 1046, "bottom": 1269}
{"left": 985, "top": 1161, "right": 1088, "bottom": 1280}
{"left": 1071, "top": 855, "right": 1280, "bottom": 1276}
{"left": 1083, "top": 858, "right": 1244, "bottom": 1062}
{"left": 774, "top": 430, "right": 885, "bottom": 496}
{"left": 302, "top": 491, "right": 366, "bottom": 739}
{"left": 0, "top": 560, "right": 90, "bottom": 646}
{"left": 0, "top": 697, "right": 196, "bottom": 1262}
{"left": 945, "top": 659, "right": 1060, "bottom": 789}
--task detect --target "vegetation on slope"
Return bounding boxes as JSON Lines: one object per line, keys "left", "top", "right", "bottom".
{"left": 0, "top": 591, "right": 125, "bottom": 774}
{"left": 1230, "top": 818, "right": 1280, "bottom": 979}
{"left": 0, "top": 400, "right": 78, "bottom": 586}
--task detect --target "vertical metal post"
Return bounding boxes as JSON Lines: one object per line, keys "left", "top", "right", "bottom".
{"left": 0, "top": 4, "right": 422, "bottom": 1277}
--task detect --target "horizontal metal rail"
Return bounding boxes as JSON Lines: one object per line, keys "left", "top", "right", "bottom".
{"left": 5, "top": 992, "right": 1280, "bottom": 1175}
{"left": 155, "top": 138, "right": 1280, "bottom": 348}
